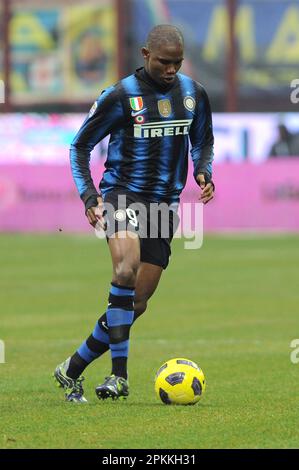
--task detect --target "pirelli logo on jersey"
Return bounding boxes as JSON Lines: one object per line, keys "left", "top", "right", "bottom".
{"left": 134, "top": 119, "right": 193, "bottom": 139}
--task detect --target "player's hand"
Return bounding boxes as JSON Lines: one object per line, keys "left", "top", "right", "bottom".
{"left": 196, "top": 174, "right": 214, "bottom": 204}
{"left": 86, "top": 196, "right": 106, "bottom": 230}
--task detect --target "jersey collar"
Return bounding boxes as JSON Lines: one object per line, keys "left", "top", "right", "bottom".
{"left": 135, "top": 67, "right": 178, "bottom": 93}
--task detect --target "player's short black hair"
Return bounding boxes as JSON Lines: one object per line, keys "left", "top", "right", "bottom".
{"left": 146, "top": 25, "right": 184, "bottom": 51}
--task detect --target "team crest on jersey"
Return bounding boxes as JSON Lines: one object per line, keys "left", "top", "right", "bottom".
{"left": 129, "top": 97, "right": 144, "bottom": 111}
{"left": 183, "top": 96, "right": 195, "bottom": 112}
{"left": 88, "top": 101, "right": 98, "bottom": 117}
{"left": 158, "top": 99, "right": 172, "bottom": 117}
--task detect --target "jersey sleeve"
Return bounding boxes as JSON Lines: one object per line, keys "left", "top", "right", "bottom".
{"left": 189, "top": 86, "right": 214, "bottom": 183}
{"left": 70, "top": 85, "right": 124, "bottom": 206}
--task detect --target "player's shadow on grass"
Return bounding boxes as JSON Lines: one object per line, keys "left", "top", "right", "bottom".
{"left": 86, "top": 402, "right": 214, "bottom": 408}
{"left": 51, "top": 398, "right": 214, "bottom": 408}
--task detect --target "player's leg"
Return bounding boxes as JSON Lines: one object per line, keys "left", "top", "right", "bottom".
{"left": 55, "top": 262, "right": 171, "bottom": 402}
{"left": 106, "top": 231, "right": 140, "bottom": 379}
{"left": 54, "top": 261, "right": 163, "bottom": 402}
{"left": 54, "top": 189, "right": 137, "bottom": 402}
{"left": 134, "top": 262, "right": 163, "bottom": 318}
{"left": 85, "top": 261, "right": 162, "bottom": 350}
{"left": 69, "top": 262, "right": 162, "bottom": 365}
{"left": 96, "top": 261, "right": 163, "bottom": 329}
{"left": 54, "top": 231, "right": 139, "bottom": 402}
{"left": 95, "top": 261, "right": 163, "bottom": 329}
{"left": 57, "top": 238, "right": 168, "bottom": 386}
{"left": 54, "top": 195, "right": 174, "bottom": 401}
{"left": 95, "top": 230, "right": 140, "bottom": 399}
{"left": 94, "top": 261, "right": 163, "bottom": 362}
{"left": 96, "top": 258, "right": 162, "bottom": 399}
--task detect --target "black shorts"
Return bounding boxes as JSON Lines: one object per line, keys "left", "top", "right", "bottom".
{"left": 103, "top": 189, "right": 180, "bottom": 270}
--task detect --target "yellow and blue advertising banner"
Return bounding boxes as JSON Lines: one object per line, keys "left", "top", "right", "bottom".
{"left": 130, "top": 0, "right": 299, "bottom": 108}
{"left": 9, "top": 0, "right": 118, "bottom": 104}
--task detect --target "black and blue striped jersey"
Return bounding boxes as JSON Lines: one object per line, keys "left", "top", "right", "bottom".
{"left": 70, "top": 67, "right": 214, "bottom": 205}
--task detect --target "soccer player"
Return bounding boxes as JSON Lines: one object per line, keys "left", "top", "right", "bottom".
{"left": 54, "top": 25, "right": 214, "bottom": 402}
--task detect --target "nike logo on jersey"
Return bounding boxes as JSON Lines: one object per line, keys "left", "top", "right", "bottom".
{"left": 131, "top": 108, "right": 147, "bottom": 117}
{"left": 101, "top": 321, "right": 109, "bottom": 331}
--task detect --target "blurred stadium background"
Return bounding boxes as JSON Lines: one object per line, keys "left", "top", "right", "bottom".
{"left": 0, "top": 0, "right": 299, "bottom": 231}
{"left": 1, "top": 0, "right": 299, "bottom": 450}
{"left": 0, "top": 0, "right": 299, "bottom": 233}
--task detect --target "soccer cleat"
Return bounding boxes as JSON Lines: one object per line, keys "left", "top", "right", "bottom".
{"left": 53, "top": 358, "right": 88, "bottom": 403}
{"left": 95, "top": 374, "right": 129, "bottom": 400}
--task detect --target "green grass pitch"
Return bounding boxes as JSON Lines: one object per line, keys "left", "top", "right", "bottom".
{"left": 0, "top": 233, "right": 298, "bottom": 449}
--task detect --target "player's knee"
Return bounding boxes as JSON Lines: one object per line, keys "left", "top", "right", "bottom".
{"left": 114, "top": 262, "right": 138, "bottom": 286}
{"left": 134, "top": 300, "right": 147, "bottom": 317}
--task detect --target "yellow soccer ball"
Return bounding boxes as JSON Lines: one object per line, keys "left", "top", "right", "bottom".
{"left": 155, "top": 358, "right": 206, "bottom": 405}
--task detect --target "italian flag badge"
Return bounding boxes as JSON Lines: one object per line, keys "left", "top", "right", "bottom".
{"left": 129, "top": 97, "right": 143, "bottom": 111}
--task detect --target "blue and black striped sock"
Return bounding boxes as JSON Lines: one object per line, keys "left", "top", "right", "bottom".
{"left": 106, "top": 283, "right": 135, "bottom": 380}
{"left": 76, "top": 320, "right": 110, "bottom": 361}
{"left": 66, "top": 320, "right": 110, "bottom": 379}
{"left": 66, "top": 285, "right": 135, "bottom": 380}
